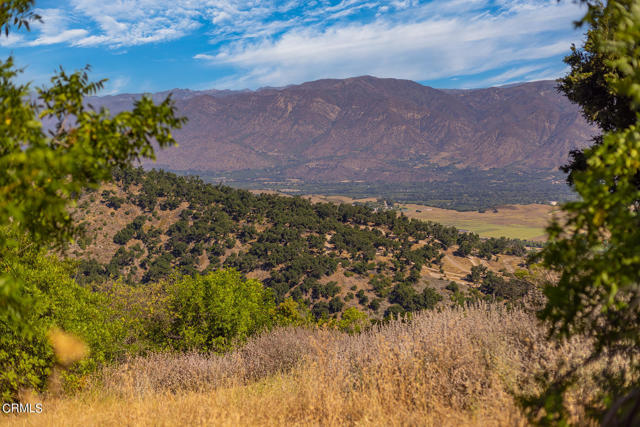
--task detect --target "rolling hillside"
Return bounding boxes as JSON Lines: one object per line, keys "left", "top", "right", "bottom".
{"left": 69, "top": 168, "right": 536, "bottom": 319}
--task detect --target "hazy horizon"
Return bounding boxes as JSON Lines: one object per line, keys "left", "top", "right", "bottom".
{"left": 92, "top": 74, "right": 559, "bottom": 98}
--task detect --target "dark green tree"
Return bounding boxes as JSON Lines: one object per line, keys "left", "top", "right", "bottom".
{"left": 558, "top": 0, "right": 638, "bottom": 185}
{"left": 526, "top": 1, "right": 640, "bottom": 424}
{"left": 467, "top": 265, "right": 487, "bottom": 283}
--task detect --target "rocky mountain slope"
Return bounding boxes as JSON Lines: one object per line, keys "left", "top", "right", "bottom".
{"left": 89, "top": 76, "right": 594, "bottom": 183}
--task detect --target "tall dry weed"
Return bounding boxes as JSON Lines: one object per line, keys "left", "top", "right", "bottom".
{"left": 4, "top": 304, "right": 601, "bottom": 426}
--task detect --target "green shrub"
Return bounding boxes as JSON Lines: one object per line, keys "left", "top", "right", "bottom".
{"left": 154, "top": 270, "right": 275, "bottom": 352}
{"left": 312, "top": 302, "right": 330, "bottom": 319}
{"left": 338, "top": 307, "right": 368, "bottom": 334}
{"left": 272, "top": 297, "right": 313, "bottom": 326}
{"left": 0, "top": 245, "right": 127, "bottom": 400}
{"left": 445, "top": 281, "right": 459, "bottom": 293}
{"left": 328, "top": 296, "right": 345, "bottom": 313}
{"left": 368, "top": 298, "right": 381, "bottom": 312}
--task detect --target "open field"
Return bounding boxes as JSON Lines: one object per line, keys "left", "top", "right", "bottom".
{"left": 300, "top": 193, "right": 559, "bottom": 241}
{"left": 3, "top": 305, "right": 598, "bottom": 427}
{"left": 400, "top": 203, "right": 560, "bottom": 241}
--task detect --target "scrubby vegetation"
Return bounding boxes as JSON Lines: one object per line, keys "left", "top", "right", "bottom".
{"left": 1, "top": 235, "right": 323, "bottom": 401}
{"left": 71, "top": 167, "right": 535, "bottom": 320}
{"left": 3, "top": 305, "right": 610, "bottom": 426}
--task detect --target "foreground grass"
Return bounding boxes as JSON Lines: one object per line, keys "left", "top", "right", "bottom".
{"left": 4, "top": 304, "right": 598, "bottom": 426}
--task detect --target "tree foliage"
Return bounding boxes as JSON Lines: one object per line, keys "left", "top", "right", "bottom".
{"left": 154, "top": 270, "right": 275, "bottom": 353}
{"left": 0, "top": 0, "right": 185, "bottom": 320}
{"left": 558, "top": 0, "right": 638, "bottom": 186}
{"left": 527, "top": 1, "right": 640, "bottom": 424}
{"left": 0, "top": 230, "right": 128, "bottom": 401}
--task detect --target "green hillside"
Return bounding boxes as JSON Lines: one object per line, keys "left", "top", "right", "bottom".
{"left": 71, "top": 167, "right": 534, "bottom": 319}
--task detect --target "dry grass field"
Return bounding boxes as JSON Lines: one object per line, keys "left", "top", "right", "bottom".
{"left": 4, "top": 304, "right": 601, "bottom": 427}
{"left": 400, "top": 204, "right": 560, "bottom": 241}
{"left": 298, "top": 194, "right": 559, "bottom": 241}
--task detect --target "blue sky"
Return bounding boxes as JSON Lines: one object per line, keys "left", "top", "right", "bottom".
{"left": 0, "top": 0, "right": 587, "bottom": 94}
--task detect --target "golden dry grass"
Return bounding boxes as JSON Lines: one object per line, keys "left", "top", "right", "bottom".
{"left": 400, "top": 204, "right": 560, "bottom": 241}
{"left": 4, "top": 304, "right": 599, "bottom": 427}
{"left": 299, "top": 193, "right": 558, "bottom": 241}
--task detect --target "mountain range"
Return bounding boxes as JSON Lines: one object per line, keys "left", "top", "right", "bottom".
{"left": 88, "top": 76, "right": 594, "bottom": 184}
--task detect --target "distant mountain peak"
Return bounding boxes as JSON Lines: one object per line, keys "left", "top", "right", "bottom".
{"left": 88, "top": 77, "right": 594, "bottom": 182}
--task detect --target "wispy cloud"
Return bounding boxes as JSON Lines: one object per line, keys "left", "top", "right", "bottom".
{"left": 466, "top": 63, "right": 568, "bottom": 88}
{"left": 45, "top": 1, "right": 398, "bottom": 48}
{"left": 69, "top": 0, "right": 203, "bottom": 47}
{"left": 476, "top": 65, "right": 549, "bottom": 86}
{"left": 1, "top": 8, "right": 87, "bottom": 47}
{"left": 29, "top": 29, "right": 88, "bottom": 47}
{"left": 0, "top": 33, "right": 24, "bottom": 47}
{"left": 194, "top": 1, "right": 585, "bottom": 88}
{"left": 65, "top": 0, "right": 320, "bottom": 47}
{"left": 1, "top": 1, "right": 586, "bottom": 92}
{"left": 102, "top": 76, "right": 131, "bottom": 95}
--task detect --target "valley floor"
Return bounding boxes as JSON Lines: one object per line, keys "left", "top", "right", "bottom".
{"left": 399, "top": 203, "right": 559, "bottom": 241}
{"left": 303, "top": 194, "right": 558, "bottom": 241}
{"left": 4, "top": 305, "right": 596, "bottom": 427}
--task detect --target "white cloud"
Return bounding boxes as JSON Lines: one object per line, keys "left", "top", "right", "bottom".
{"left": 212, "top": 11, "right": 231, "bottom": 24}
{"left": 193, "top": 54, "right": 215, "bottom": 60}
{"left": 487, "top": 65, "right": 546, "bottom": 83}
{"left": 0, "top": 33, "right": 24, "bottom": 47}
{"left": 102, "top": 76, "right": 131, "bottom": 95}
{"left": 32, "top": 8, "right": 73, "bottom": 37}
{"left": 1, "top": 8, "right": 87, "bottom": 47}
{"left": 194, "top": 1, "right": 585, "bottom": 88}
{"left": 469, "top": 64, "right": 549, "bottom": 87}
{"left": 28, "top": 29, "right": 88, "bottom": 47}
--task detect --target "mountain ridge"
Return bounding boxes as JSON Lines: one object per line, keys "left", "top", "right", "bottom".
{"left": 87, "top": 76, "right": 595, "bottom": 183}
